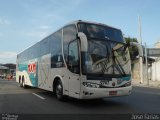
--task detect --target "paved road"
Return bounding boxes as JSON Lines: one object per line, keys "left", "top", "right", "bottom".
{"left": 0, "top": 79, "right": 160, "bottom": 115}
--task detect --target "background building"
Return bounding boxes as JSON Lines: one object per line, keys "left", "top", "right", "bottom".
{"left": 151, "top": 41, "right": 160, "bottom": 81}
{"left": 0, "top": 63, "right": 16, "bottom": 79}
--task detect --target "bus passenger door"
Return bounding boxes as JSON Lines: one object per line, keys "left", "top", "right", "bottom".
{"left": 67, "top": 40, "right": 81, "bottom": 98}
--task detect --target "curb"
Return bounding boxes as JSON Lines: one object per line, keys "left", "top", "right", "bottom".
{"left": 132, "top": 84, "right": 160, "bottom": 89}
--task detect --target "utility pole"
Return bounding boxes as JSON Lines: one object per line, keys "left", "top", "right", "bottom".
{"left": 145, "top": 42, "right": 149, "bottom": 86}
{"left": 138, "top": 15, "right": 143, "bottom": 83}
{"left": 138, "top": 16, "right": 142, "bottom": 45}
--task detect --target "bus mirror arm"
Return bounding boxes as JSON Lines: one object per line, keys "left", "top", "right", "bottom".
{"left": 130, "top": 42, "right": 143, "bottom": 57}
{"left": 77, "top": 32, "right": 88, "bottom": 52}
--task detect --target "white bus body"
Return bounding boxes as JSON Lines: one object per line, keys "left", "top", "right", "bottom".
{"left": 16, "top": 20, "right": 132, "bottom": 100}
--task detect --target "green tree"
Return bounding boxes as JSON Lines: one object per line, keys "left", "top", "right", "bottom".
{"left": 125, "top": 37, "right": 139, "bottom": 60}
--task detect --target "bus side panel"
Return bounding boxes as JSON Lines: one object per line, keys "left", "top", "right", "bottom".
{"left": 38, "top": 54, "right": 52, "bottom": 91}
{"left": 37, "top": 53, "right": 69, "bottom": 92}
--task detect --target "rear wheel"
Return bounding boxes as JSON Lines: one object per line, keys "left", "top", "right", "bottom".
{"left": 20, "top": 80, "right": 23, "bottom": 87}
{"left": 22, "top": 80, "right": 26, "bottom": 88}
{"left": 19, "top": 76, "right": 23, "bottom": 87}
{"left": 55, "top": 80, "right": 65, "bottom": 101}
{"left": 22, "top": 76, "right": 26, "bottom": 88}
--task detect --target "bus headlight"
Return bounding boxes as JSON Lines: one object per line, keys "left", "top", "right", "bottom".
{"left": 82, "top": 82, "right": 100, "bottom": 88}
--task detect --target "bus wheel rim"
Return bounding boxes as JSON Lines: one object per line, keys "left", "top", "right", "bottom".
{"left": 56, "top": 84, "right": 62, "bottom": 97}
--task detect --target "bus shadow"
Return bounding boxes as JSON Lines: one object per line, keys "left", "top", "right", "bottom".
{"left": 38, "top": 90, "right": 129, "bottom": 108}
{"left": 66, "top": 97, "right": 127, "bottom": 108}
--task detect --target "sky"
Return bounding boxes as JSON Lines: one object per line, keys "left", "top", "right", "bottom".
{"left": 0, "top": 0, "right": 160, "bottom": 64}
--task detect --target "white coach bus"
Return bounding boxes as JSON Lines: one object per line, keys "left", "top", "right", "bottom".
{"left": 16, "top": 20, "right": 132, "bottom": 100}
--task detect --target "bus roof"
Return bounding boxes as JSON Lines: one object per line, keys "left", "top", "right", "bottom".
{"left": 18, "top": 20, "right": 122, "bottom": 56}
{"left": 67, "top": 20, "right": 122, "bottom": 31}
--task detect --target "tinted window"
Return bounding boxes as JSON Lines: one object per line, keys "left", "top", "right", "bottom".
{"left": 78, "top": 23, "right": 124, "bottom": 42}
{"left": 27, "top": 47, "right": 32, "bottom": 60}
{"left": 63, "top": 25, "right": 77, "bottom": 63}
{"left": 105, "top": 27, "right": 123, "bottom": 42}
{"left": 50, "top": 29, "right": 63, "bottom": 68}
{"left": 40, "top": 38, "right": 50, "bottom": 56}
{"left": 86, "top": 24, "right": 105, "bottom": 39}
{"left": 68, "top": 40, "right": 79, "bottom": 73}
{"left": 18, "top": 41, "right": 41, "bottom": 63}
{"left": 33, "top": 43, "right": 40, "bottom": 58}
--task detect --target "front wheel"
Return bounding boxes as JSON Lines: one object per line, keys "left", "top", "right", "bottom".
{"left": 55, "top": 80, "right": 65, "bottom": 101}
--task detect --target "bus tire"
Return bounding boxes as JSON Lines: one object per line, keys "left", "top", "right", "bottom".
{"left": 55, "top": 80, "right": 65, "bottom": 101}
{"left": 22, "top": 76, "right": 26, "bottom": 88}
{"left": 22, "top": 80, "right": 26, "bottom": 88}
{"left": 19, "top": 76, "right": 23, "bottom": 87}
{"left": 20, "top": 80, "right": 23, "bottom": 87}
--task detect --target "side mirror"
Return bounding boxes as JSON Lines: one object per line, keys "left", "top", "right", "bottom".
{"left": 77, "top": 32, "right": 88, "bottom": 52}
{"left": 130, "top": 42, "right": 143, "bottom": 57}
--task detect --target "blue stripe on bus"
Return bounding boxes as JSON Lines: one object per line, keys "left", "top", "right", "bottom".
{"left": 121, "top": 76, "right": 131, "bottom": 81}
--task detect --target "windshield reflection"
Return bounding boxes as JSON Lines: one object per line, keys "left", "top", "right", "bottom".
{"left": 83, "top": 39, "right": 131, "bottom": 76}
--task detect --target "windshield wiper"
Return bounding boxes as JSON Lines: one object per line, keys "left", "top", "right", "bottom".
{"left": 112, "top": 48, "right": 126, "bottom": 76}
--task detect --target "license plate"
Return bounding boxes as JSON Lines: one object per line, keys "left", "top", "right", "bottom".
{"left": 109, "top": 91, "right": 117, "bottom": 96}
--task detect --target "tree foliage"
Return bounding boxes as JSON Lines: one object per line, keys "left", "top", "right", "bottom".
{"left": 125, "top": 37, "right": 139, "bottom": 60}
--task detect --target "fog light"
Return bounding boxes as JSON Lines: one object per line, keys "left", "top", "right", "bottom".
{"left": 112, "top": 82, "right": 115, "bottom": 86}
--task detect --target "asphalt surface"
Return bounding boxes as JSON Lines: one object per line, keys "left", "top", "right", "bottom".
{"left": 0, "top": 79, "right": 160, "bottom": 119}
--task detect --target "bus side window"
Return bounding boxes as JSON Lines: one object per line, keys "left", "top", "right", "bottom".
{"left": 63, "top": 24, "right": 77, "bottom": 63}
{"left": 68, "top": 40, "right": 80, "bottom": 74}
{"left": 50, "top": 29, "right": 63, "bottom": 68}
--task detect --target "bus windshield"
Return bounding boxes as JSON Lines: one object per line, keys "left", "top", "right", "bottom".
{"left": 78, "top": 23, "right": 131, "bottom": 77}
{"left": 78, "top": 23, "right": 124, "bottom": 42}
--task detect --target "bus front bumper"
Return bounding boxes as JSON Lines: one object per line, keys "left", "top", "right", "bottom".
{"left": 79, "top": 86, "right": 132, "bottom": 99}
